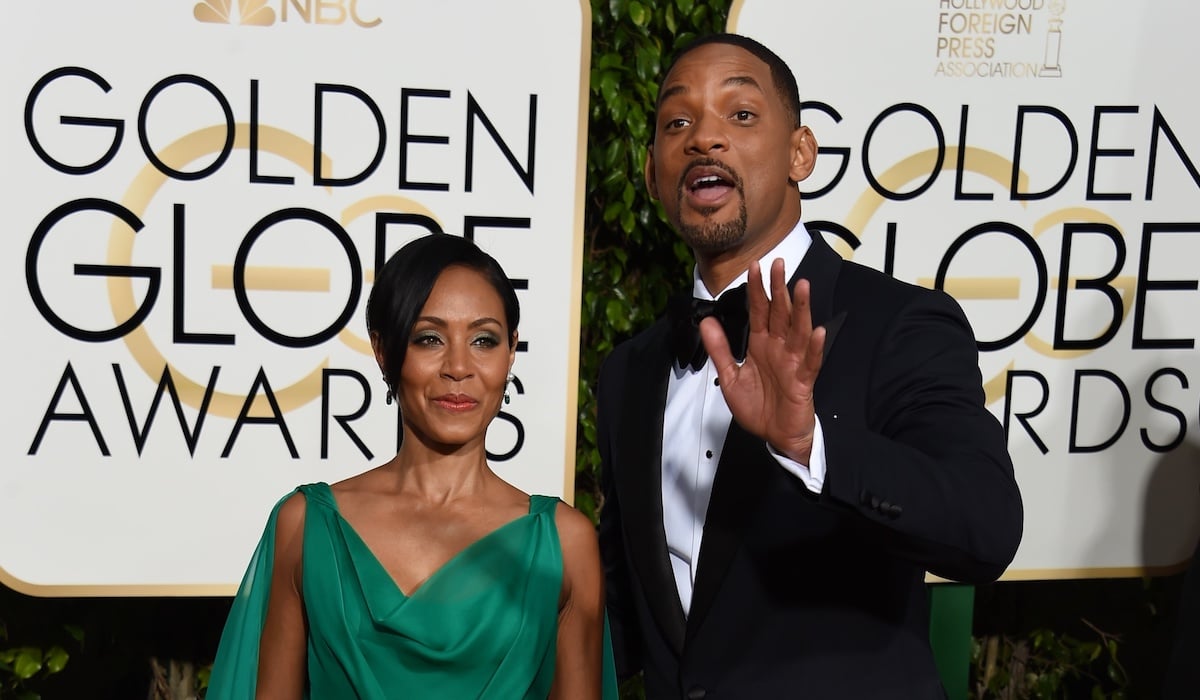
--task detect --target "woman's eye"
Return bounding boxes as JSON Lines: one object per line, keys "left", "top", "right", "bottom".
{"left": 411, "top": 332, "right": 442, "bottom": 346}
{"left": 472, "top": 334, "right": 501, "bottom": 348}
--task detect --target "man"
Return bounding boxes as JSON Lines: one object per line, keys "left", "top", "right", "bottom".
{"left": 597, "top": 33, "right": 1023, "bottom": 699}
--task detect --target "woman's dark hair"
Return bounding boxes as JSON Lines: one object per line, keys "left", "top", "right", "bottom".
{"left": 366, "top": 233, "right": 519, "bottom": 393}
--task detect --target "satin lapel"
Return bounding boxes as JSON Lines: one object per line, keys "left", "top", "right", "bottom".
{"left": 685, "top": 420, "right": 770, "bottom": 642}
{"left": 793, "top": 232, "right": 846, "bottom": 358}
{"left": 614, "top": 321, "right": 687, "bottom": 653}
{"left": 684, "top": 231, "right": 847, "bottom": 639}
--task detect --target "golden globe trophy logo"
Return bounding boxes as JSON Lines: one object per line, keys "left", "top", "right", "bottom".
{"left": 733, "top": 0, "right": 1200, "bottom": 578}
{"left": 933, "top": 0, "right": 1066, "bottom": 78}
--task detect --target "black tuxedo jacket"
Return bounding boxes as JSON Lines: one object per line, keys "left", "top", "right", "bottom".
{"left": 597, "top": 233, "right": 1023, "bottom": 699}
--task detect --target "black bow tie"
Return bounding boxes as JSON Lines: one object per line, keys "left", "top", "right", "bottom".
{"left": 668, "top": 284, "right": 750, "bottom": 371}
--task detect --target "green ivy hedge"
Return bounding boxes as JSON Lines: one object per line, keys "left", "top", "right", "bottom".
{"left": 575, "top": 0, "right": 731, "bottom": 520}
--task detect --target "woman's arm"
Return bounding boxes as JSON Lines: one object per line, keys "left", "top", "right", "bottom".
{"left": 549, "top": 502, "right": 606, "bottom": 700}
{"left": 254, "top": 492, "right": 308, "bottom": 698}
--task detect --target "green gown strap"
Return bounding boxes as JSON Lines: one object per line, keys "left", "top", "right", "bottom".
{"left": 206, "top": 487, "right": 300, "bottom": 700}
{"left": 526, "top": 495, "right": 618, "bottom": 699}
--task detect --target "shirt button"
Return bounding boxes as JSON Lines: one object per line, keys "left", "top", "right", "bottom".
{"left": 714, "top": 377, "right": 720, "bottom": 386}
{"left": 705, "top": 450, "right": 714, "bottom": 459}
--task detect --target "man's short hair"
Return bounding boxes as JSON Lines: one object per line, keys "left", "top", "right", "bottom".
{"left": 657, "top": 33, "right": 802, "bottom": 130}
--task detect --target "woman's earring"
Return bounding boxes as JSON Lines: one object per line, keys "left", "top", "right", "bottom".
{"left": 504, "top": 373, "right": 514, "bottom": 405}
{"left": 382, "top": 373, "right": 394, "bottom": 405}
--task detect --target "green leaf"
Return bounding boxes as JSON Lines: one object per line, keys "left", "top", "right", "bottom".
{"left": 43, "top": 646, "right": 68, "bottom": 674}
{"left": 620, "top": 208, "right": 636, "bottom": 234}
{"left": 628, "top": 1, "right": 649, "bottom": 27}
{"left": 599, "top": 71, "right": 620, "bottom": 107}
{"left": 63, "top": 624, "right": 84, "bottom": 644}
{"left": 676, "top": 0, "right": 695, "bottom": 14}
{"left": 13, "top": 648, "right": 43, "bottom": 680}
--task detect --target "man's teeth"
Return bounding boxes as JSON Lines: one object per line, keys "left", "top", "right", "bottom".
{"left": 694, "top": 175, "right": 723, "bottom": 187}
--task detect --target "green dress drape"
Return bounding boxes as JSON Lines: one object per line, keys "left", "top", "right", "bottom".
{"left": 208, "top": 483, "right": 617, "bottom": 699}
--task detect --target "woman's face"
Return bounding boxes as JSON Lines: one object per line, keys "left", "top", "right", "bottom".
{"left": 393, "top": 265, "right": 516, "bottom": 453}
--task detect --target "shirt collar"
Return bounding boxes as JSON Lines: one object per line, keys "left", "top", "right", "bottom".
{"left": 690, "top": 220, "right": 813, "bottom": 301}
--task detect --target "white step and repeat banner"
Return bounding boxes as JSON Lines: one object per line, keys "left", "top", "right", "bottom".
{"left": 733, "top": 0, "right": 1200, "bottom": 578}
{"left": 1, "top": 1, "right": 590, "bottom": 594}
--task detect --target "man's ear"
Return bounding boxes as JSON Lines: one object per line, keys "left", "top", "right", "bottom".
{"left": 644, "top": 147, "right": 660, "bottom": 200}
{"left": 789, "top": 126, "right": 818, "bottom": 183}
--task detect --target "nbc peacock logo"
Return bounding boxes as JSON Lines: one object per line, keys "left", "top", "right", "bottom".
{"left": 194, "top": 0, "right": 276, "bottom": 25}
{"left": 193, "top": 0, "right": 381, "bottom": 28}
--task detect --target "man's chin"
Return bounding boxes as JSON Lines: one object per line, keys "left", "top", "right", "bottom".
{"left": 678, "top": 221, "right": 745, "bottom": 254}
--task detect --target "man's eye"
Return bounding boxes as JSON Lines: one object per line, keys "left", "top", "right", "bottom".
{"left": 733, "top": 110, "right": 754, "bottom": 121}
{"left": 665, "top": 118, "right": 689, "bottom": 129}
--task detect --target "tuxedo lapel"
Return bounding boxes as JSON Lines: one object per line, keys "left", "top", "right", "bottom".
{"left": 685, "top": 420, "right": 771, "bottom": 642}
{"left": 684, "top": 230, "right": 847, "bottom": 639}
{"left": 614, "top": 321, "right": 687, "bottom": 653}
{"left": 794, "top": 231, "right": 846, "bottom": 358}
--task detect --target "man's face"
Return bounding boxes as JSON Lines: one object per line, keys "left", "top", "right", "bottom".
{"left": 645, "top": 43, "right": 814, "bottom": 257}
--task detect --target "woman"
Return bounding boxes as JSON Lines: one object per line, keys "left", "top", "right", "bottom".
{"left": 208, "top": 234, "right": 615, "bottom": 699}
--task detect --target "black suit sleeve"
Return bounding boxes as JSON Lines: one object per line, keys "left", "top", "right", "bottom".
{"left": 596, "top": 356, "right": 644, "bottom": 680}
{"left": 818, "top": 288, "right": 1023, "bottom": 583}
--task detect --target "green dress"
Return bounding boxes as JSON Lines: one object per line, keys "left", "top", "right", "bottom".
{"left": 208, "top": 483, "right": 617, "bottom": 699}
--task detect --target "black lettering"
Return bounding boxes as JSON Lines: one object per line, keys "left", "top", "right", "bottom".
{"left": 114, "top": 364, "right": 219, "bottom": 456}
{"left": 862, "top": 103, "right": 944, "bottom": 201}
{"left": 26, "top": 199, "right": 161, "bottom": 342}
{"left": 320, "top": 368, "right": 373, "bottom": 460}
{"left": 138, "top": 75, "right": 234, "bottom": 180}
{"left": 24, "top": 66, "right": 123, "bottom": 175}
{"left": 1069, "top": 369, "right": 1131, "bottom": 453}
{"left": 29, "top": 362, "right": 109, "bottom": 456}
{"left": 1132, "top": 223, "right": 1198, "bottom": 350}
{"left": 1141, "top": 367, "right": 1188, "bottom": 453}
{"left": 936, "top": 222, "right": 1046, "bottom": 351}
{"left": 1003, "top": 370, "right": 1049, "bottom": 455}
{"left": 398, "top": 88, "right": 450, "bottom": 191}
{"left": 1053, "top": 222, "right": 1126, "bottom": 350}
{"left": 221, "top": 368, "right": 298, "bottom": 458}
{"left": 1086, "top": 105, "right": 1137, "bottom": 201}
{"left": 487, "top": 375, "right": 525, "bottom": 461}
{"left": 1011, "top": 105, "right": 1078, "bottom": 200}
{"left": 1146, "top": 106, "right": 1200, "bottom": 200}
{"left": 955, "top": 105, "right": 992, "bottom": 201}
{"left": 174, "top": 204, "right": 235, "bottom": 345}
{"left": 233, "top": 208, "right": 363, "bottom": 348}
{"left": 249, "top": 79, "right": 293, "bottom": 185}
{"left": 798, "top": 101, "right": 848, "bottom": 199}
{"left": 465, "top": 91, "right": 537, "bottom": 194}
{"left": 313, "top": 83, "right": 386, "bottom": 187}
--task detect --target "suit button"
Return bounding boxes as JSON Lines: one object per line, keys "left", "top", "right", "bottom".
{"left": 870, "top": 495, "right": 881, "bottom": 510}
{"left": 686, "top": 687, "right": 707, "bottom": 699}
{"left": 886, "top": 503, "right": 903, "bottom": 518}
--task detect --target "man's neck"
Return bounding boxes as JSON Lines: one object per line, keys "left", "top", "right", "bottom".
{"left": 695, "top": 219, "right": 801, "bottom": 295}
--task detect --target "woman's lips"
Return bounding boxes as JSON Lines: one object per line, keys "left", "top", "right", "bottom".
{"left": 433, "top": 393, "right": 479, "bottom": 411}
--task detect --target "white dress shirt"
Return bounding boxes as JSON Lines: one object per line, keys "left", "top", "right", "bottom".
{"left": 661, "top": 220, "right": 829, "bottom": 615}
